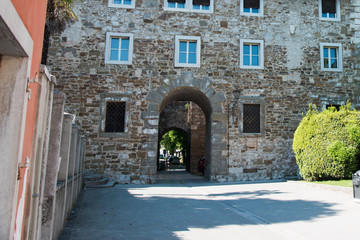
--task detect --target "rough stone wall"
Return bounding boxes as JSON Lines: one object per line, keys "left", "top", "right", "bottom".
{"left": 188, "top": 102, "right": 206, "bottom": 174}
{"left": 159, "top": 101, "right": 189, "bottom": 135}
{"left": 47, "top": 0, "right": 360, "bottom": 183}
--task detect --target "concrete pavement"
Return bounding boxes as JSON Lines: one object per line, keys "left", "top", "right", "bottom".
{"left": 59, "top": 170, "right": 359, "bottom": 240}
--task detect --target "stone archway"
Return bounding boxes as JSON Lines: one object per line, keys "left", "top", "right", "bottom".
{"left": 142, "top": 72, "right": 228, "bottom": 183}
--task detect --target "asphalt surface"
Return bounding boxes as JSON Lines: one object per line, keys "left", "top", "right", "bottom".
{"left": 59, "top": 170, "right": 359, "bottom": 240}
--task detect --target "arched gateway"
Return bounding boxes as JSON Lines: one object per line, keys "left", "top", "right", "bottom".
{"left": 142, "top": 72, "right": 227, "bottom": 183}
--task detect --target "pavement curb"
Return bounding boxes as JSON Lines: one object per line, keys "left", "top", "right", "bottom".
{"left": 287, "top": 180, "right": 353, "bottom": 195}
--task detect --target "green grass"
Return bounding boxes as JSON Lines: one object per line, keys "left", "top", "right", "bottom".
{"left": 311, "top": 179, "right": 353, "bottom": 188}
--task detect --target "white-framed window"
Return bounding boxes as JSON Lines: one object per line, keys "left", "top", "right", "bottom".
{"left": 240, "top": 0, "right": 263, "bottom": 16}
{"left": 320, "top": 43, "right": 342, "bottom": 72}
{"left": 240, "top": 39, "right": 264, "bottom": 69}
{"left": 105, "top": 33, "right": 134, "bottom": 65}
{"left": 174, "top": 36, "right": 201, "bottom": 68}
{"left": 108, "top": 0, "right": 135, "bottom": 8}
{"left": 164, "top": 0, "right": 214, "bottom": 13}
{"left": 319, "top": 0, "right": 340, "bottom": 21}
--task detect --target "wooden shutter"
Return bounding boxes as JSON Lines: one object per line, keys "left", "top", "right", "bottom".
{"left": 244, "top": 0, "right": 260, "bottom": 9}
{"left": 193, "top": 0, "right": 210, "bottom": 6}
{"left": 322, "top": 0, "right": 336, "bottom": 13}
{"left": 168, "top": 0, "right": 186, "bottom": 3}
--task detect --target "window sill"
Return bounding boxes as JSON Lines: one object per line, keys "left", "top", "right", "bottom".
{"left": 108, "top": 3, "right": 135, "bottom": 8}
{"left": 240, "top": 12, "right": 264, "bottom": 17}
{"left": 163, "top": 7, "right": 213, "bottom": 14}
{"left": 320, "top": 68, "right": 343, "bottom": 72}
{"left": 239, "top": 133, "right": 263, "bottom": 138}
{"left": 319, "top": 17, "right": 340, "bottom": 22}
{"left": 99, "top": 132, "right": 129, "bottom": 138}
{"left": 105, "top": 60, "right": 132, "bottom": 65}
{"left": 240, "top": 66, "right": 264, "bottom": 70}
{"left": 174, "top": 63, "right": 201, "bottom": 68}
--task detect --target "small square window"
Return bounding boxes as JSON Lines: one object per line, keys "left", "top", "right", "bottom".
{"left": 240, "top": 0, "right": 263, "bottom": 16}
{"left": 319, "top": 0, "right": 340, "bottom": 21}
{"left": 105, "top": 33, "right": 134, "bottom": 65}
{"left": 164, "top": 0, "right": 213, "bottom": 13}
{"left": 320, "top": 43, "right": 342, "bottom": 72}
{"left": 175, "top": 36, "right": 201, "bottom": 68}
{"left": 240, "top": 39, "right": 264, "bottom": 69}
{"left": 109, "top": 0, "right": 135, "bottom": 8}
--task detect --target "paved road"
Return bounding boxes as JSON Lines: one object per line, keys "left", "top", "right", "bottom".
{"left": 59, "top": 170, "right": 359, "bottom": 240}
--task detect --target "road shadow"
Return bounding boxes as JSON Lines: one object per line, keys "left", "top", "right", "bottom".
{"left": 59, "top": 180, "right": 338, "bottom": 240}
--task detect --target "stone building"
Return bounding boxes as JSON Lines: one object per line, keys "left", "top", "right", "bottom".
{"left": 47, "top": 0, "right": 360, "bottom": 184}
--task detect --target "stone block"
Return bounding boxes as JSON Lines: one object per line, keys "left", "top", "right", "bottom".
{"left": 141, "top": 111, "right": 159, "bottom": 120}
{"left": 146, "top": 89, "right": 163, "bottom": 103}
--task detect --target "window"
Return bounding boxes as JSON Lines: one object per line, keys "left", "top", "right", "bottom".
{"left": 164, "top": 0, "right": 213, "bottom": 13}
{"left": 320, "top": 98, "right": 345, "bottom": 110}
{"left": 105, "top": 102, "right": 126, "bottom": 132}
{"left": 239, "top": 97, "right": 265, "bottom": 137}
{"left": 167, "top": 0, "right": 186, "bottom": 9}
{"left": 240, "top": 39, "right": 264, "bottom": 69}
{"left": 105, "top": 33, "right": 134, "bottom": 65}
{"left": 175, "top": 36, "right": 201, "bottom": 67}
{"left": 319, "top": 0, "right": 340, "bottom": 21}
{"left": 243, "top": 104, "right": 261, "bottom": 133}
{"left": 320, "top": 43, "right": 342, "bottom": 71}
{"left": 100, "top": 93, "right": 130, "bottom": 137}
{"left": 193, "top": 0, "right": 211, "bottom": 10}
{"left": 240, "top": 0, "right": 263, "bottom": 16}
{"left": 326, "top": 104, "right": 341, "bottom": 110}
{"left": 108, "top": 0, "right": 135, "bottom": 8}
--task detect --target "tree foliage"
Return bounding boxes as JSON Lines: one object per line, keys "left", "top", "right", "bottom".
{"left": 160, "top": 130, "right": 187, "bottom": 155}
{"left": 42, "top": 0, "right": 77, "bottom": 64}
{"left": 293, "top": 103, "right": 360, "bottom": 181}
{"left": 46, "top": 0, "right": 77, "bottom": 33}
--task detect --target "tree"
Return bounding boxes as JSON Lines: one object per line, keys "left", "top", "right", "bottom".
{"left": 47, "top": 0, "right": 77, "bottom": 30}
{"left": 42, "top": 0, "right": 77, "bottom": 64}
{"left": 160, "top": 130, "right": 187, "bottom": 156}
{"left": 293, "top": 103, "right": 360, "bottom": 181}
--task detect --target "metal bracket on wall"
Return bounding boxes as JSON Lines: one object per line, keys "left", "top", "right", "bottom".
{"left": 26, "top": 78, "right": 31, "bottom": 100}
{"left": 17, "top": 157, "right": 30, "bottom": 180}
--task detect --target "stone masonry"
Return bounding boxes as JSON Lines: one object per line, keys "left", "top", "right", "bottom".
{"left": 47, "top": 0, "right": 360, "bottom": 183}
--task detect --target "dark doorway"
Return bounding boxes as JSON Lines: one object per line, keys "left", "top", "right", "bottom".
{"left": 157, "top": 87, "right": 210, "bottom": 178}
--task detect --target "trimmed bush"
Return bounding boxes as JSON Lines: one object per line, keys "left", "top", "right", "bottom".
{"left": 293, "top": 103, "right": 360, "bottom": 181}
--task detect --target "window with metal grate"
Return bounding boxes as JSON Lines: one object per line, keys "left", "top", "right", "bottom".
{"left": 326, "top": 104, "right": 341, "bottom": 111}
{"left": 105, "top": 102, "right": 126, "bottom": 132}
{"left": 243, "top": 104, "right": 261, "bottom": 133}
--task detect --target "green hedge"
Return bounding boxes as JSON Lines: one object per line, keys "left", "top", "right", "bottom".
{"left": 293, "top": 103, "right": 360, "bottom": 181}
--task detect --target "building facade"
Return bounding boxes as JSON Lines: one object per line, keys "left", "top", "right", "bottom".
{"left": 1, "top": 1, "right": 86, "bottom": 239}
{"left": 1, "top": 0, "right": 48, "bottom": 238}
{"left": 47, "top": 0, "right": 360, "bottom": 184}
